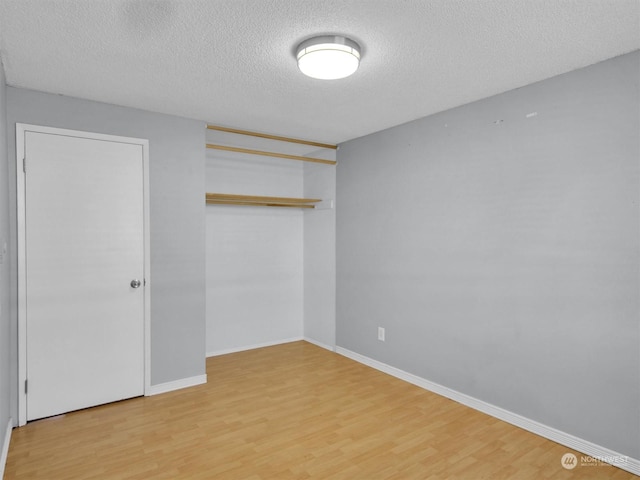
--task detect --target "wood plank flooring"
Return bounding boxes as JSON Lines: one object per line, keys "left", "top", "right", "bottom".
{"left": 4, "top": 341, "right": 636, "bottom": 479}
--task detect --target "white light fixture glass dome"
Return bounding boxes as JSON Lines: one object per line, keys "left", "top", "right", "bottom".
{"left": 296, "top": 35, "right": 361, "bottom": 80}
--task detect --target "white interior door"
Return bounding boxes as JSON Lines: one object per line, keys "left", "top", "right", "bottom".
{"left": 18, "top": 126, "right": 148, "bottom": 422}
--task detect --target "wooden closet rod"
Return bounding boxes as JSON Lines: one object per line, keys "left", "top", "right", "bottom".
{"left": 207, "top": 125, "right": 337, "bottom": 150}
{"left": 206, "top": 144, "right": 337, "bottom": 166}
{"left": 207, "top": 200, "right": 316, "bottom": 209}
{"left": 206, "top": 193, "right": 321, "bottom": 204}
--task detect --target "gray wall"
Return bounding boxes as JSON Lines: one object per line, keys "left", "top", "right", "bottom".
{"left": 6, "top": 87, "right": 207, "bottom": 421}
{"left": 337, "top": 51, "right": 639, "bottom": 457}
{"left": 0, "top": 60, "right": 11, "bottom": 457}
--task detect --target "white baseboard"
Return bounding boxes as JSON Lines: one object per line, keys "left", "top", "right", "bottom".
{"left": 146, "top": 374, "right": 207, "bottom": 396}
{"left": 335, "top": 346, "right": 640, "bottom": 476}
{"left": 303, "top": 337, "right": 335, "bottom": 352}
{"left": 206, "top": 337, "right": 304, "bottom": 357}
{"left": 0, "top": 417, "right": 13, "bottom": 480}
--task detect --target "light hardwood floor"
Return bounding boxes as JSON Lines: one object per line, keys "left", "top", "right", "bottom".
{"left": 4, "top": 341, "right": 636, "bottom": 479}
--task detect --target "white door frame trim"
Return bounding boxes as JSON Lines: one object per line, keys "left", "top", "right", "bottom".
{"left": 16, "top": 123, "right": 151, "bottom": 426}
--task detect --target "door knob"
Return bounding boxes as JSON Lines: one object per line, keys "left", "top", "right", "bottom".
{"left": 130, "top": 279, "right": 142, "bottom": 288}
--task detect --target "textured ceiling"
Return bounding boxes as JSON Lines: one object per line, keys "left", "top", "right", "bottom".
{"left": 0, "top": 0, "right": 638, "bottom": 144}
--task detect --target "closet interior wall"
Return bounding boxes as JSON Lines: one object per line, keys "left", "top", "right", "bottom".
{"left": 303, "top": 151, "right": 336, "bottom": 350}
{"left": 205, "top": 129, "right": 336, "bottom": 355}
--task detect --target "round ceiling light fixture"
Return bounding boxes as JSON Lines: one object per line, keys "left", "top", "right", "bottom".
{"left": 296, "top": 35, "right": 361, "bottom": 80}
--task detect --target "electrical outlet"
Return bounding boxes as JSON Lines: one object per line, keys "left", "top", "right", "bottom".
{"left": 378, "top": 327, "right": 385, "bottom": 342}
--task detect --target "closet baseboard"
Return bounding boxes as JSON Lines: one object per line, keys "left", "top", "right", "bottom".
{"left": 303, "top": 337, "right": 335, "bottom": 352}
{"left": 206, "top": 337, "right": 304, "bottom": 357}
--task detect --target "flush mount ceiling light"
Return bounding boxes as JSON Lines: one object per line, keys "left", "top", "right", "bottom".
{"left": 296, "top": 35, "right": 361, "bottom": 80}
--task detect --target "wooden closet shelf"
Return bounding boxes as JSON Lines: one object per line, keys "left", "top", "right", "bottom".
{"left": 206, "top": 193, "right": 322, "bottom": 209}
